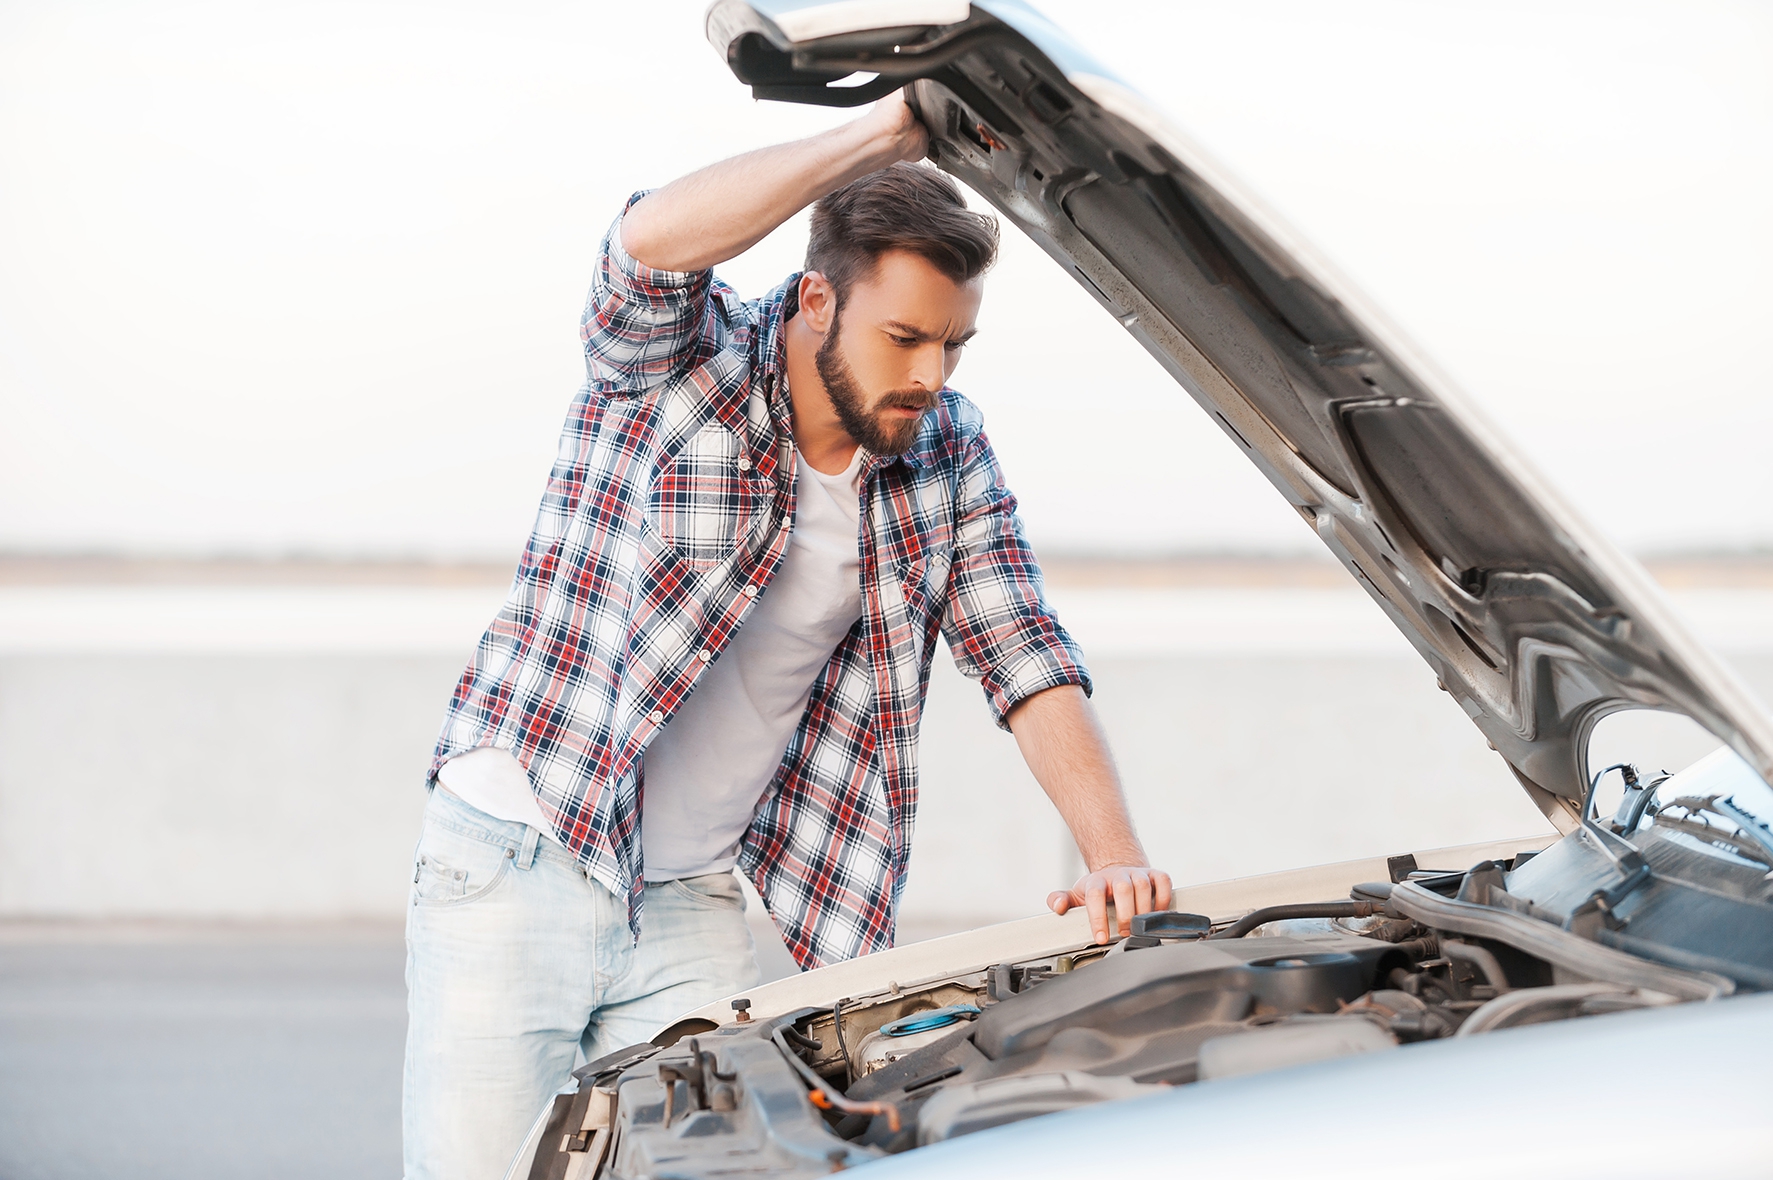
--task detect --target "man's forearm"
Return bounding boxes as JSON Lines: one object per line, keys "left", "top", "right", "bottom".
{"left": 621, "top": 96, "right": 926, "bottom": 273}
{"left": 1008, "top": 684, "right": 1170, "bottom": 942}
{"left": 1006, "top": 685, "right": 1145, "bottom": 870}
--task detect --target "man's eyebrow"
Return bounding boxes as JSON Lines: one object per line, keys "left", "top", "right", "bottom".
{"left": 883, "top": 320, "right": 979, "bottom": 344}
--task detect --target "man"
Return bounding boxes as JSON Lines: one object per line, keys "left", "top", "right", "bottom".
{"left": 404, "top": 93, "right": 1172, "bottom": 1179}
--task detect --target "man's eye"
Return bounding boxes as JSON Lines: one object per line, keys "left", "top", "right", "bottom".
{"left": 890, "top": 335, "right": 916, "bottom": 346}
{"left": 945, "top": 340, "right": 966, "bottom": 351}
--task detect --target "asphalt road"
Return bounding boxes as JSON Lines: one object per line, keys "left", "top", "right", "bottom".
{"left": 0, "top": 912, "right": 956, "bottom": 1179}
{"left": 0, "top": 927, "right": 408, "bottom": 1180}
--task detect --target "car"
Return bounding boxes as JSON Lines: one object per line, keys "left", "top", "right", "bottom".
{"left": 508, "top": 3, "right": 1773, "bottom": 1176}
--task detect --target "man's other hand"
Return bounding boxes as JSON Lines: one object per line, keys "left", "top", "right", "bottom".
{"left": 1047, "top": 863, "right": 1175, "bottom": 945}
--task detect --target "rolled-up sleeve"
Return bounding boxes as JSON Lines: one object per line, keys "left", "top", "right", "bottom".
{"left": 940, "top": 430, "right": 1092, "bottom": 729}
{"left": 580, "top": 191, "right": 716, "bottom": 395}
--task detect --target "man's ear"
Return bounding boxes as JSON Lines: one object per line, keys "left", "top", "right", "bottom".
{"left": 798, "top": 272, "right": 837, "bottom": 335}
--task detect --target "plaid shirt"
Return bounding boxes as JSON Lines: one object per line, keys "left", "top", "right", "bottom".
{"left": 431, "top": 197, "right": 1090, "bottom": 969}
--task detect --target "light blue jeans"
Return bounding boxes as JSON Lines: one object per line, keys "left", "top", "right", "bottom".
{"left": 402, "top": 787, "right": 761, "bottom": 1180}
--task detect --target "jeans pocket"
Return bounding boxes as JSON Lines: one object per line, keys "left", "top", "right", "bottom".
{"left": 663, "top": 872, "right": 746, "bottom": 913}
{"left": 411, "top": 821, "right": 515, "bottom": 909}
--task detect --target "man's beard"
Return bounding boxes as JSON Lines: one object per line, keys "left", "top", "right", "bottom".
{"left": 814, "top": 318, "right": 936, "bottom": 456}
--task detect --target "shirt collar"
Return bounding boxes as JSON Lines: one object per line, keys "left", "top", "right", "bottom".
{"left": 758, "top": 273, "right": 797, "bottom": 417}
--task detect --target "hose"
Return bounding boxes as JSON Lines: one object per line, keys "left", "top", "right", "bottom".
{"left": 1453, "top": 983, "right": 1666, "bottom": 1037}
{"left": 1441, "top": 940, "right": 1511, "bottom": 992}
{"left": 771, "top": 1026, "right": 902, "bottom": 1133}
{"left": 1206, "top": 901, "right": 1384, "bottom": 940}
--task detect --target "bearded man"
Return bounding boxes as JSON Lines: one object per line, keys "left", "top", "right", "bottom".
{"left": 402, "top": 93, "right": 1173, "bottom": 1180}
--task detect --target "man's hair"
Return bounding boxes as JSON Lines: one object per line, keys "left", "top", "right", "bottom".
{"left": 806, "top": 162, "right": 999, "bottom": 304}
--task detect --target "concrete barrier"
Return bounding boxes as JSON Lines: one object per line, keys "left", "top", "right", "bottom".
{"left": 3, "top": 573, "right": 1768, "bottom": 941}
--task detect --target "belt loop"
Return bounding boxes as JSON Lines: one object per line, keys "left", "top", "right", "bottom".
{"left": 517, "top": 824, "right": 542, "bottom": 871}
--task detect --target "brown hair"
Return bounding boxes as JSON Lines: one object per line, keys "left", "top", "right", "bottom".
{"left": 806, "top": 162, "right": 999, "bottom": 304}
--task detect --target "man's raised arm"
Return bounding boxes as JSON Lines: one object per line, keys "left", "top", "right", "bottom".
{"left": 621, "top": 93, "right": 929, "bottom": 273}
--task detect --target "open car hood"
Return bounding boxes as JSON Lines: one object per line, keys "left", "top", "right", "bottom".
{"left": 705, "top": 0, "right": 1773, "bottom": 824}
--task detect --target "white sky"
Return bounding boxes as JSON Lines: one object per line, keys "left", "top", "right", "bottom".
{"left": 1, "top": 0, "right": 1768, "bottom": 561}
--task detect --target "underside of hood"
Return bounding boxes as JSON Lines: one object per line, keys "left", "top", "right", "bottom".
{"left": 705, "top": 0, "right": 1773, "bottom": 825}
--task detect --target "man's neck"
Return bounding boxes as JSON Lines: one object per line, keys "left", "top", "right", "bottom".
{"left": 783, "top": 311, "right": 860, "bottom": 476}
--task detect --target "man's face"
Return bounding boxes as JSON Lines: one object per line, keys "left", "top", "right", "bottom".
{"left": 813, "top": 249, "right": 983, "bottom": 456}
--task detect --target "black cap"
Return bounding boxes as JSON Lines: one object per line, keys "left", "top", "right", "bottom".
{"left": 1128, "top": 911, "right": 1213, "bottom": 940}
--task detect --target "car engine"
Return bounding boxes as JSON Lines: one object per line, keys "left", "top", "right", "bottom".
{"left": 523, "top": 753, "right": 1772, "bottom": 1180}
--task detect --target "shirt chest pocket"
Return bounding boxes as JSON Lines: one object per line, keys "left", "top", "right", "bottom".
{"left": 648, "top": 422, "right": 757, "bottom": 570}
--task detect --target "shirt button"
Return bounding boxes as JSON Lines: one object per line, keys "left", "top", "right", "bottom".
{"left": 697, "top": 649, "right": 712, "bottom": 663}
{"left": 648, "top": 710, "right": 664, "bottom": 724}
{"left": 743, "top": 585, "right": 758, "bottom": 598}
{"left": 737, "top": 456, "right": 751, "bottom": 472}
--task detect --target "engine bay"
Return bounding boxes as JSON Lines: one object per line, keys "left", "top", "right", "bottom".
{"left": 522, "top": 751, "right": 1772, "bottom": 1179}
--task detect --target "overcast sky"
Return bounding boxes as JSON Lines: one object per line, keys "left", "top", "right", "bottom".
{"left": 1, "top": 0, "right": 1768, "bottom": 561}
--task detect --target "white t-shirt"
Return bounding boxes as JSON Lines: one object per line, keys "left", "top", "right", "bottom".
{"left": 436, "top": 447, "right": 866, "bottom": 879}
{"left": 436, "top": 744, "right": 553, "bottom": 834}
{"left": 640, "top": 446, "right": 865, "bottom": 880}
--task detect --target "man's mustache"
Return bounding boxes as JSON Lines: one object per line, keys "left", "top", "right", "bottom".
{"left": 876, "top": 391, "right": 938, "bottom": 413}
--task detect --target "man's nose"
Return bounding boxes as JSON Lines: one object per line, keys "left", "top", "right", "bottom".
{"left": 909, "top": 343, "right": 946, "bottom": 391}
